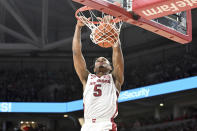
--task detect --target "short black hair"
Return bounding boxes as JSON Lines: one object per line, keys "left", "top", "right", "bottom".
{"left": 90, "top": 57, "right": 113, "bottom": 72}
{"left": 93, "top": 57, "right": 112, "bottom": 64}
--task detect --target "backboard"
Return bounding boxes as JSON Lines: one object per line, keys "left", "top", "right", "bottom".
{"left": 73, "top": 0, "right": 192, "bottom": 44}
{"left": 104, "top": 0, "right": 196, "bottom": 20}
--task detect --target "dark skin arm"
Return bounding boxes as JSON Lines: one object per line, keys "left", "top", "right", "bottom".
{"left": 112, "top": 40, "right": 124, "bottom": 93}
{"left": 72, "top": 20, "right": 90, "bottom": 90}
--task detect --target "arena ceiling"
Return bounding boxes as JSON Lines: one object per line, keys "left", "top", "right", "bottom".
{"left": 0, "top": 0, "right": 197, "bottom": 56}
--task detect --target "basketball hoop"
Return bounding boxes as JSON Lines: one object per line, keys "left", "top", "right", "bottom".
{"left": 75, "top": 5, "right": 123, "bottom": 48}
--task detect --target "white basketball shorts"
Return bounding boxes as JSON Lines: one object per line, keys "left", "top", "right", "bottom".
{"left": 81, "top": 118, "right": 117, "bottom": 131}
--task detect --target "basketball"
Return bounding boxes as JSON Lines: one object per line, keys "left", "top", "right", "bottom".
{"left": 93, "top": 23, "right": 119, "bottom": 48}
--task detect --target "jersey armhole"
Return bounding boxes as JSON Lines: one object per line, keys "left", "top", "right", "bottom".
{"left": 110, "top": 74, "right": 120, "bottom": 95}
{"left": 83, "top": 73, "right": 93, "bottom": 96}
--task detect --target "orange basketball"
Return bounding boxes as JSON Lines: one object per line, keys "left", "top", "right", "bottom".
{"left": 93, "top": 23, "right": 118, "bottom": 48}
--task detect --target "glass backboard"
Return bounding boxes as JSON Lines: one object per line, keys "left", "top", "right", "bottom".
{"left": 152, "top": 12, "right": 187, "bottom": 35}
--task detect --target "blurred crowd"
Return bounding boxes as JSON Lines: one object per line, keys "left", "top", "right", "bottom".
{"left": 118, "top": 110, "right": 197, "bottom": 131}
{"left": 0, "top": 69, "right": 82, "bottom": 102}
{"left": 0, "top": 53, "right": 196, "bottom": 102}
{"left": 123, "top": 54, "right": 197, "bottom": 90}
{"left": 137, "top": 119, "right": 197, "bottom": 131}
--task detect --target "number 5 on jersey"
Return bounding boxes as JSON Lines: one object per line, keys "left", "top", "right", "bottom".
{"left": 93, "top": 84, "right": 102, "bottom": 97}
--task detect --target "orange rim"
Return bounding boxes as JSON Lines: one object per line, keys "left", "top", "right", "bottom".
{"left": 75, "top": 6, "right": 121, "bottom": 24}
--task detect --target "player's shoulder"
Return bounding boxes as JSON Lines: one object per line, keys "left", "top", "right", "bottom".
{"left": 87, "top": 73, "right": 96, "bottom": 80}
{"left": 104, "top": 73, "right": 112, "bottom": 79}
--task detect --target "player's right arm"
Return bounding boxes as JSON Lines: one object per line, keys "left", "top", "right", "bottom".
{"left": 72, "top": 20, "right": 90, "bottom": 87}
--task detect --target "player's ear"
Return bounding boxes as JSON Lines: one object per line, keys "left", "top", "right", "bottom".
{"left": 109, "top": 65, "right": 112, "bottom": 71}
{"left": 94, "top": 67, "right": 96, "bottom": 73}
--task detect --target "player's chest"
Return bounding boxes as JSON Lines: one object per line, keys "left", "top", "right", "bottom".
{"left": 87, "top": 75, "right": 112, "bottom": 97}
{"left": 89, "top": 75, "right": 111, "bottom": 86}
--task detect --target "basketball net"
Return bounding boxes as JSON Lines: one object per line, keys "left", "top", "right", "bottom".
{"left": 76, "top": 5, "right": 123, "bottom": 47}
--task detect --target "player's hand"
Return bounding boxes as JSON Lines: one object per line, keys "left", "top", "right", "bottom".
{"left": 100, "top": 15, "right": 113, "bottom": 23}
{"left": 77, "top": 16, "right": 92, "bottom": 28}
{"left": 77, "top": 19, "right": 85, "bottom": 28}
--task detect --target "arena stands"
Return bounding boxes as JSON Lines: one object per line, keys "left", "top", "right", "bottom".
{"left": 0, "top": 52, "right": 196, "bottom": 102}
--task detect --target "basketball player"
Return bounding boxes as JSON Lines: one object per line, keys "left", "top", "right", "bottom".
{"left": 72, "top": 17, "right": 124, "bottom": 131}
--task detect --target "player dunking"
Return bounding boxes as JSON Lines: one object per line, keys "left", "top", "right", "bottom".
{"left": 72, "top": 17, "right": 124, "bottom": 131}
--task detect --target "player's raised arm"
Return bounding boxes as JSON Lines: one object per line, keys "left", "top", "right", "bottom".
{"left": 112, "top": 40, "right": 124, "bottom": 92}
{"left": 72, "top": 19, "right": 89, "bottom": 86}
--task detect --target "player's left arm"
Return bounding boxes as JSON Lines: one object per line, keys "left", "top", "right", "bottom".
{"left": 112, "top": 40, "right": 124, "bottom": 93}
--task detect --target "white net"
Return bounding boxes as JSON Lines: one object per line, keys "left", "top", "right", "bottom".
{"left": 76, "top": 6, "right": 123, "bottom": 48}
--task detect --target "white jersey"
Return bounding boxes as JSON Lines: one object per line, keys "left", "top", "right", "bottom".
{"left": 83, "top": 73, "right": 119, "bottom": 119}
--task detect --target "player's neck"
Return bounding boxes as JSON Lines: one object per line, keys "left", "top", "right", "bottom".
{"left": 95, "top": 72, "right": 109, "bottom": 77}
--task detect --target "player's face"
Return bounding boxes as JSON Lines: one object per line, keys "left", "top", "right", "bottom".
{"left": 94, "top": 57, "right": 112, "bottom": 73}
